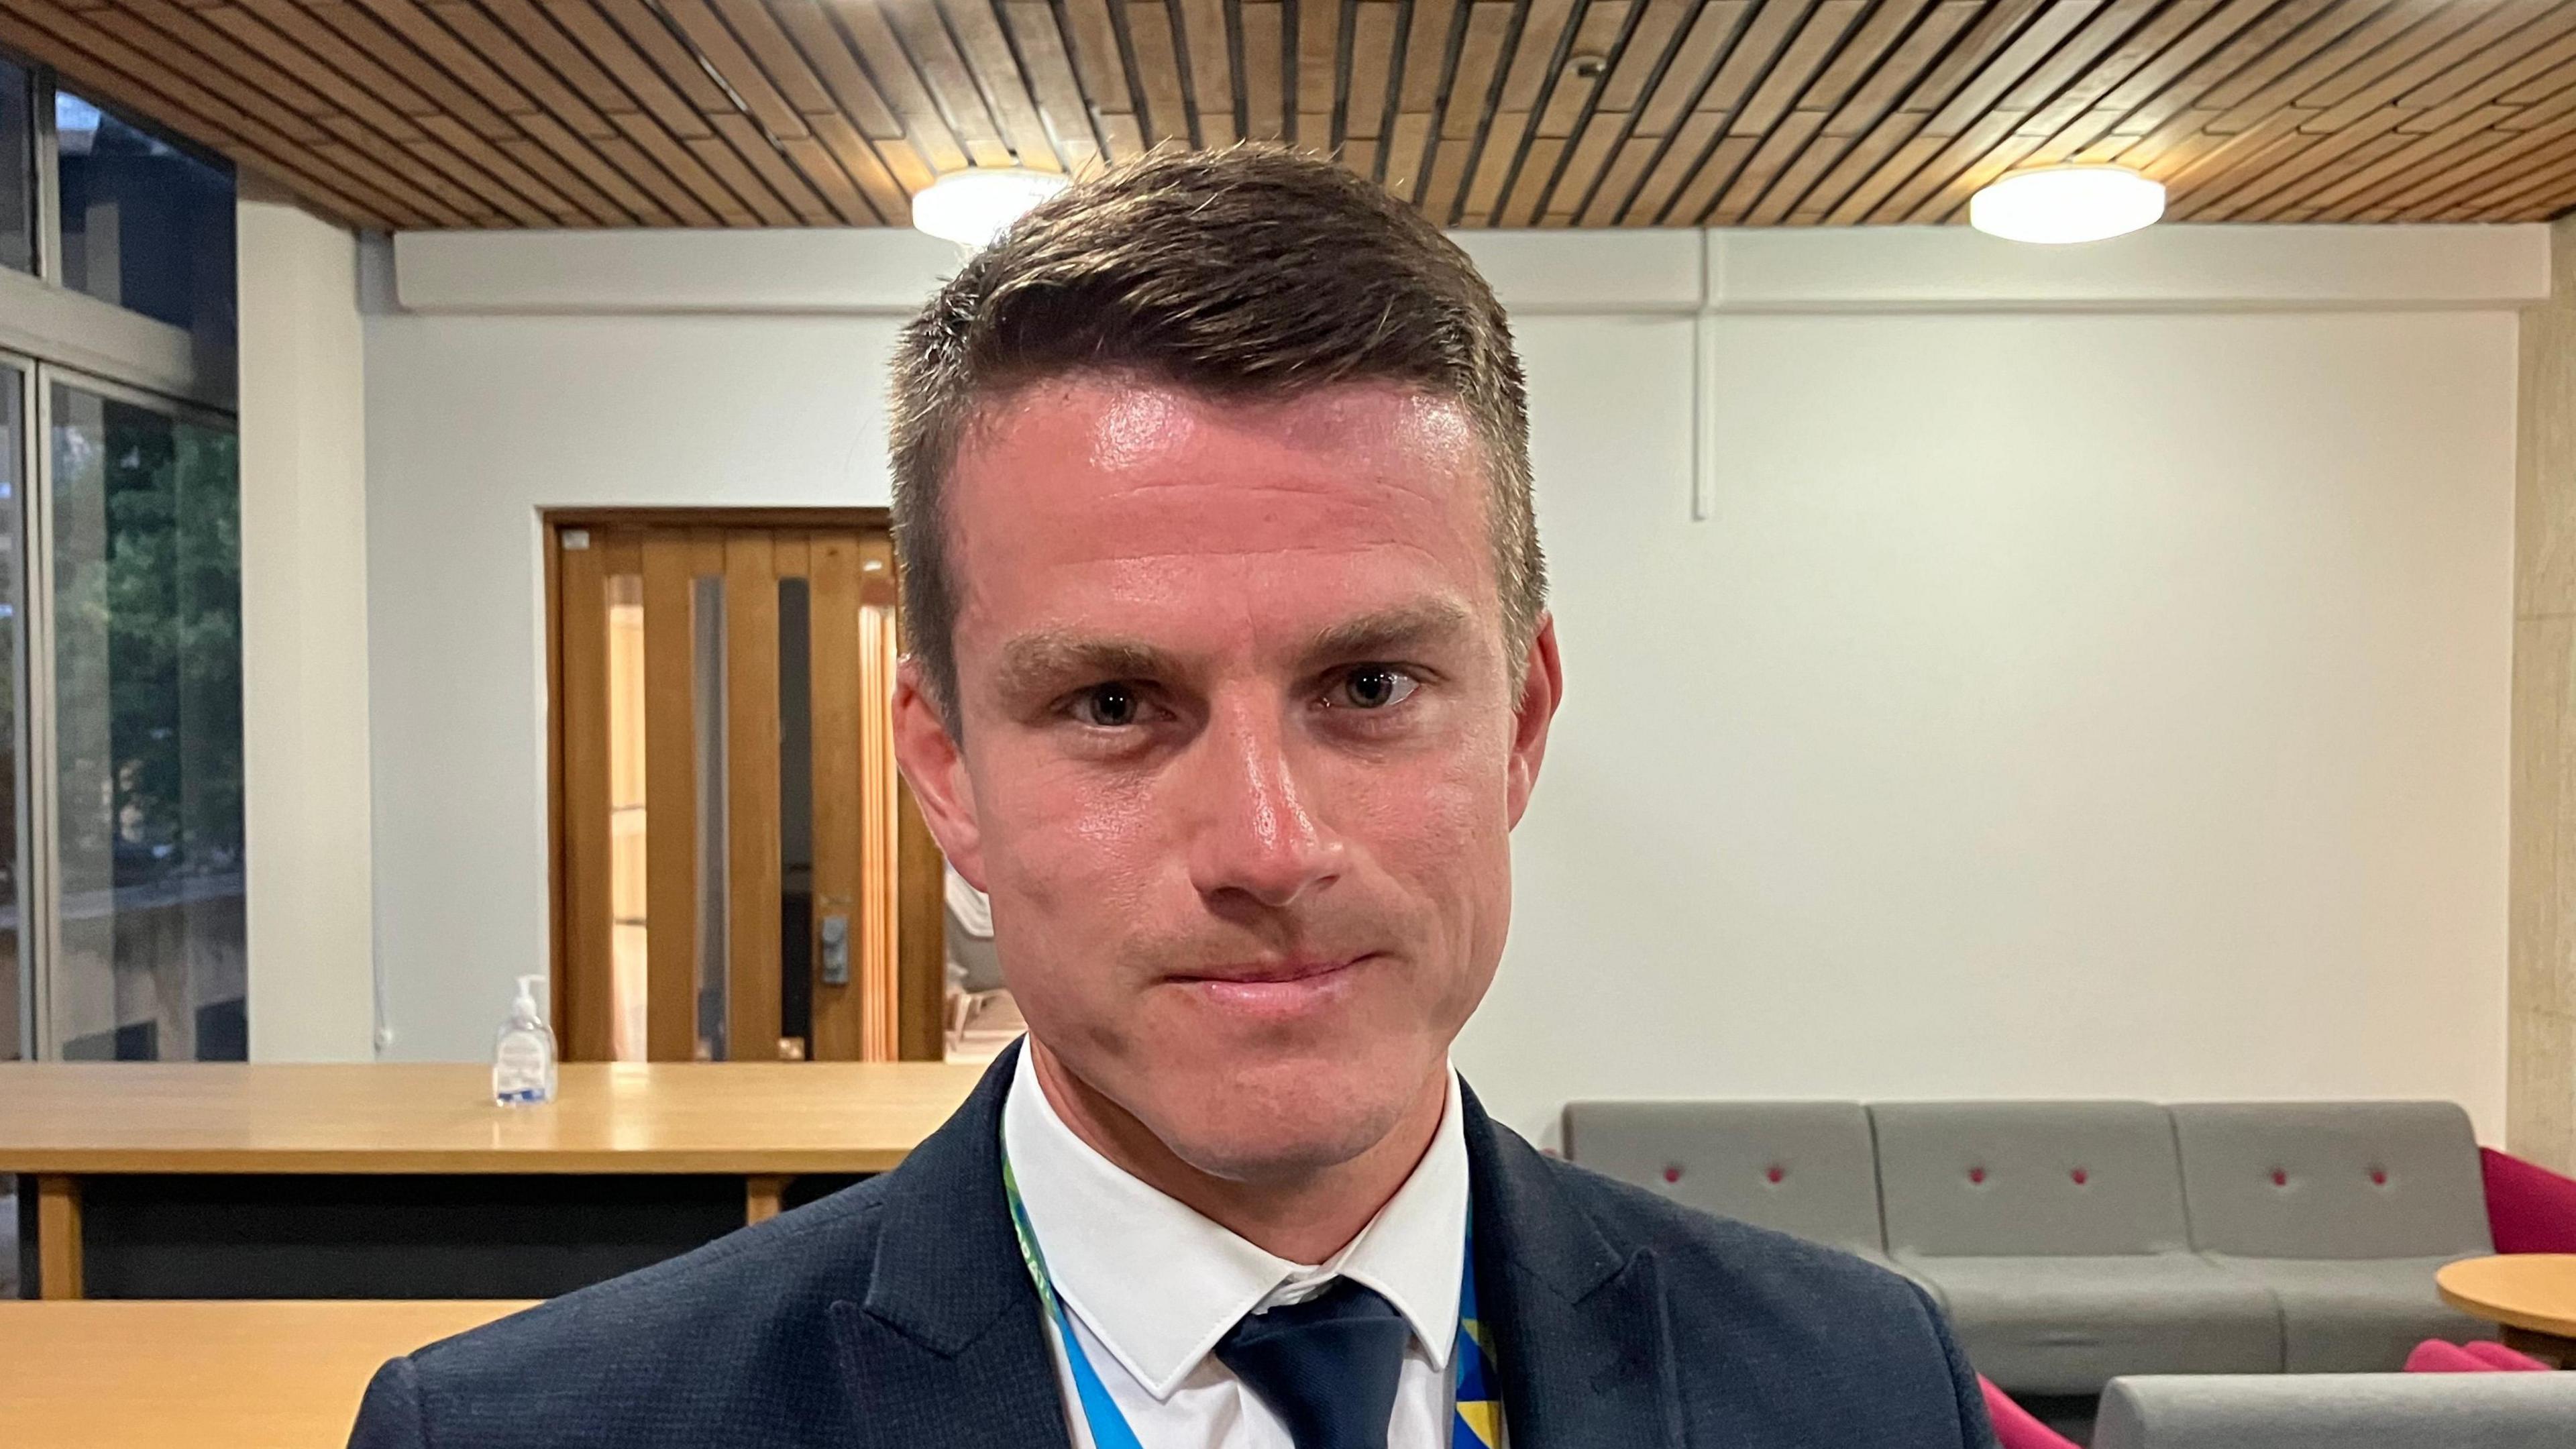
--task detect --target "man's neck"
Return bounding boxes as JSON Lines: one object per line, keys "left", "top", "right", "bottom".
{"left": 1024, "top": 1038, "right": 1449, "bottom": 1265}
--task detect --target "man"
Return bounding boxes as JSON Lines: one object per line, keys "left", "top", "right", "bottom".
{"left": 350, "top": 147, "right": 1994, "bottom": 1449}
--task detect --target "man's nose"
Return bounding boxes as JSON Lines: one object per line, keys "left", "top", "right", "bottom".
{"left": 1184, "top": 701, "right": 1346, "bottom": 912}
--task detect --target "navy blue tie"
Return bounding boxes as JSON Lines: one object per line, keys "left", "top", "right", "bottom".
{"left": 1214, "top": 1278, "right": 1411, "bottom": 1449}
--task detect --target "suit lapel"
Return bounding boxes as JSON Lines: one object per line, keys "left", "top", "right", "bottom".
{"left": 1464, "top": 1083, "right": 1684, "bottom": 1449}
{"left": 830, "top": 1041, "right": 1075, "bottom": 1449}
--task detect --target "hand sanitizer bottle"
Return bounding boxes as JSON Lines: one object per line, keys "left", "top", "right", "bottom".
{"left": 492, "top": 974, "right": 558, "bottom": 1106}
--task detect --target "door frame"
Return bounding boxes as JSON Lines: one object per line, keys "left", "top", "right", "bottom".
{"left": 539, "top": 507, "right": 948, "bottom": 1061}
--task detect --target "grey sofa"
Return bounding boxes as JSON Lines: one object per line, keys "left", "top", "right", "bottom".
{"left": 2092, "top": 1373, "right": 2576, "bottom": 1449}
{"left": 1559, "top": 1097, "right": 2508, "bottom": 1395}
{"left": 1558, "top": 1100, "right": 1941, "bottom": 1301}
{"left": 2171, "top": 1102, "right": 2496, "bottom": 1371}
{"left": 1872, "top": 1102, "right": 2280, "bottom": 1392}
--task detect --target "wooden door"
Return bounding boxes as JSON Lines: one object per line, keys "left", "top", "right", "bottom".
{"left": 545, "top": 512, "right": 945, "bottom": 1062}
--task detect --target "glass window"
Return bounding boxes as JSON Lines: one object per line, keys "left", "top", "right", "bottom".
{"left": 0, "top": 365, "right": 19, "bottom": 1060}
{"left": 54, "top": 89, "right": 234, "bottom": 342}
{"left": 0, "top": 59, "right": 30, "bottom": 277}
{"left": 48, "top": 379, "right": 242, "bottom": 1061}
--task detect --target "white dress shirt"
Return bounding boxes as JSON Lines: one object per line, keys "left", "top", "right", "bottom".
{"left": 1001, "top": 1044, "right": 1473, "bottom": 1449}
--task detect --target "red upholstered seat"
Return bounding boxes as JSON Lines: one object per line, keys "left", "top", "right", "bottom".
{"left": 2480, "top": 1146, "right": 2576, "bottom": 1254}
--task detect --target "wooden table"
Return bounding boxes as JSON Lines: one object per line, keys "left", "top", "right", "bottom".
{"left": 3, "top": 1061, "right": 984, "bottom": 1299}
{"left": 2436, "top": 1254, "right": 2576, "bottom": 1367}
{"left": 0, "top": 1299, "right": 533, "bottom": 1446}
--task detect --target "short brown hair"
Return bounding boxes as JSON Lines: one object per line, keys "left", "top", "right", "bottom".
{"left": 888, "top": 145, "right": 1543, "bottom": 725}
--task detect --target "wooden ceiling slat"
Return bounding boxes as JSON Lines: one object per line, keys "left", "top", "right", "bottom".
{"left": 608, "top": 109, "right": 759, "bottom": 222}
{"left": 1296, "top": 0, "right": 1338, "bottom": 146}
{"left": 1697, "top": 0, "right": 1817, "bottom": 120}
{"left": 931, "top": 0, "right": 1067, "bottom": 165}
{"left": 1870, "top": 107, "right": 2015, "bottom": 217}
{"left": 2176, "top": 99, "right": 2402, "bottom": 216}
{"left": 2402, "top": 31, "right": 2576, "bottom": 134}
{"left": 1175, "top": 0, "right": 1239, "bottom": 144}
{"left": 1633, "top": 1, "right": 1750, "bottom": 138}
{"left": 2015, "top": 0, "right": 2217, "bottom": 135}
{"left": 1501, "top": 133, "right": 1568, "bottom": 221}
{"left": 2210, "top": 0, "right": 2492, "bottom": 131}
{"left": 1825, "top": 0, "right": 1978, "bottom": 135}
{"left": 1733, "top": 0, "right": 1861, "bottom": 138}
{"left": 1624, "top": 105, "right": 1723, "bottom": 218}
{"left": 1664, "top": 128, "right": 1754, "bottom": 216}
{"left": 1902, "top": 0, "right": 2170, "bottom": 221}
{"left": 1000, "top": 2, "right": 1107, "bottom": 168}
{"left": 2304, "top": 0, "right": 2565, "bottom": 129}
{"left": 1919, "top": 1, "right": 2102, "bottom": 138}
{"left": 7, "top": 1, "right": 2576, "bottom": 231}
{"left": 2239, "top": 123, "right": 2408, "bottom": 215}
{"left": 1549, "top": 105, "right": 1631, "bottom": 217}
{"left": 1707, "top": 104, "right": 1819, "bottom": 219}
{"left": 1464, "top": 107, "right": 1531, "bottom": 219}
{"left": 343, "top": 0, "right": 539, "bottom": 139}
{"left": 1397, "top": 0, "right": 1459, "bottom": 110}
{"left": 433, "top": 1, "right": 612, "bottom": 135}
{"left": 0, "top": 0, "right": 427, "bottom": 226}
{"left": 2096, "top": 0, "right": 2333, "bottom": 143}
{"left": 1127, "top": 1, "right": 1193, "bottom": 146}
{"left": 1348, "top": 2, "right": 1401, "bottom": 142}
{"left": 2187, "top": 0, "right": 2406, "bottom": 119}
{"left": 1584, "top": 130, "right": 1658, "bottom": 219}
{"left": 1595, "top": 0, "right": 1691, "bottom": 115}
{"left": 2364, "top": 92, "right": 2576, "bottom": 208}
{"left": 1385, "top": 109, "right": 1433, "bottom": 195}
{"left": 709, "top": 111, "right": 841, "bottom": 219}
{"left": 1242, "top": 0, "right": 1287, "bottom": 140}
{"left": 768, "top": 2, "right": 904, "bottom": 138}
{"left": 2406, "top": 103, "right": 2576, "bottom": 211}
{"left": 2298, "top": 100, "right": 2523, "bottom": 213}
{"left": 867, "top": 0, "right": 1015, "bottom": 164}
{"left": 1538, "top": 1, "right": 1631, "bottom": 138}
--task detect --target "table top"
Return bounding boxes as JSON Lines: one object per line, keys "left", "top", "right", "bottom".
{"left": 0, "top": 1299, "right": 534, "bottom": 1447}
{"left": 2436, "top": 1254, "right": 2576, "bottom": 1338}
{"left": 0, "top": 1060, "right": 988, "bottom": 1173}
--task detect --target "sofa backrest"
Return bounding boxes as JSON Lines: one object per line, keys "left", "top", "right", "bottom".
{"left": 2094, "top": 1373, "right": 2576, "bottom": 1449}
{"left": 2170, "top": 1102, "right": 2491, "bottom": 1260}
{"left": 1872, "top": 1102, "right": 2190, "bottom": 1257}
{"left": 1560, "top": 1101, "right": 1885, "bottom": 1252}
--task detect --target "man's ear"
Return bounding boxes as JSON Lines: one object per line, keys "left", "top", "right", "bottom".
{"left": 892, "top": 656, "right": 986, "bottom": 888}
{"left": 1505, "top": 614, "right": 1562, "bottom": 829}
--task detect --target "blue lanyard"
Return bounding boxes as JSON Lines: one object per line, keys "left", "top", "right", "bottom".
{"left": 1000, "top": 1145, "right": 1501, "bottom": 1448}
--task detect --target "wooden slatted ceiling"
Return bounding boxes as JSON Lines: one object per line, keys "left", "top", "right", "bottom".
{"left": 8, "top": 1, "right": 2576, "bottom": 231}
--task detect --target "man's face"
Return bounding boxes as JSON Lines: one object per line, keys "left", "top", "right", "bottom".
{"left": 894, "top": 375, "right": 1559, "bottom": 1181}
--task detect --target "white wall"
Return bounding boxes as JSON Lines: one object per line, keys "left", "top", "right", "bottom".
{"left": 366, "top": 225, "right": 2535, "bottom": 1144}
{"left": 237, "top": 193, "right": 376, "bottom": 1061}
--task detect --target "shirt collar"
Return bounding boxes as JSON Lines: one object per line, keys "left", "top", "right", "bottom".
{"left": 1001, "top": 1042, "right": 1469, "bottom": 1401}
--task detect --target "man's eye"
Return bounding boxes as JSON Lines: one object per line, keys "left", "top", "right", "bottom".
{"left": 1330, "top": 666, "right": 1418, "bottom": 711}
{"left": 1070, "top": 682, "right": 1144, "bottom": 727}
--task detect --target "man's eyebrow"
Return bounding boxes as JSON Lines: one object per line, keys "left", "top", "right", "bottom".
{"left": 1301, "top": 601, "right": 1479, "bottom": 665}
{"left": 990, "top": 633, "right": 1179, "bottom": 700}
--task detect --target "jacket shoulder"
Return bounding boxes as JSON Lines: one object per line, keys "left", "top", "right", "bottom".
{"left": 1536, "top": 1155, "right": 1993, "bottom": 1448}
{"left": 358, "top": 1179, "right": 893, "bottom": 1448}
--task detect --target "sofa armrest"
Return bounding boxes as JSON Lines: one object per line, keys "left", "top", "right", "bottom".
{"left": 2481, "top": 1147, "right": 2576, "bottom": 1253}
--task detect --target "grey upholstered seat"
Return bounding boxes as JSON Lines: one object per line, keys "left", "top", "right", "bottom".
{"left": 1558, "top": 1101, "right": 1940, "bottom": 1301}
{"left": 2093, "top": 1373, "right": 2576, "bottom": 1449}
{"left": 1872, "top": 1102, "right": 2282, "bottom": 1392}
{"left": 2171, "top": 1102, "right": 2495, "bottom": 1371}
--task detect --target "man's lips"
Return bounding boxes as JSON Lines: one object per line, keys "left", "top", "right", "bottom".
{"left": 1168, "top": 956, "right": 1368, "bottom": 985}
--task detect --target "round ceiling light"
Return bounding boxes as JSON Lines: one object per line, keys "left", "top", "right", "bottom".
{"left": 910, "top": 168, "right": 1069, "bottom": 248}
{"left": 1969, "top": 164, "right": 2165, "bottom": 245}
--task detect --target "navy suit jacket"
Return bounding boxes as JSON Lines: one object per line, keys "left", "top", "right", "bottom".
{"left": 350, "top": 1044, "right": 1996, "bottom": 1448}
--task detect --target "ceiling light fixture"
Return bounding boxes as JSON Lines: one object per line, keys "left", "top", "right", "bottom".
{"left": 911, "top": 168, "right": 1068, "bottom": 248}
{"left": 1969, "top": 164, "right": 2165, "bottom": 245}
